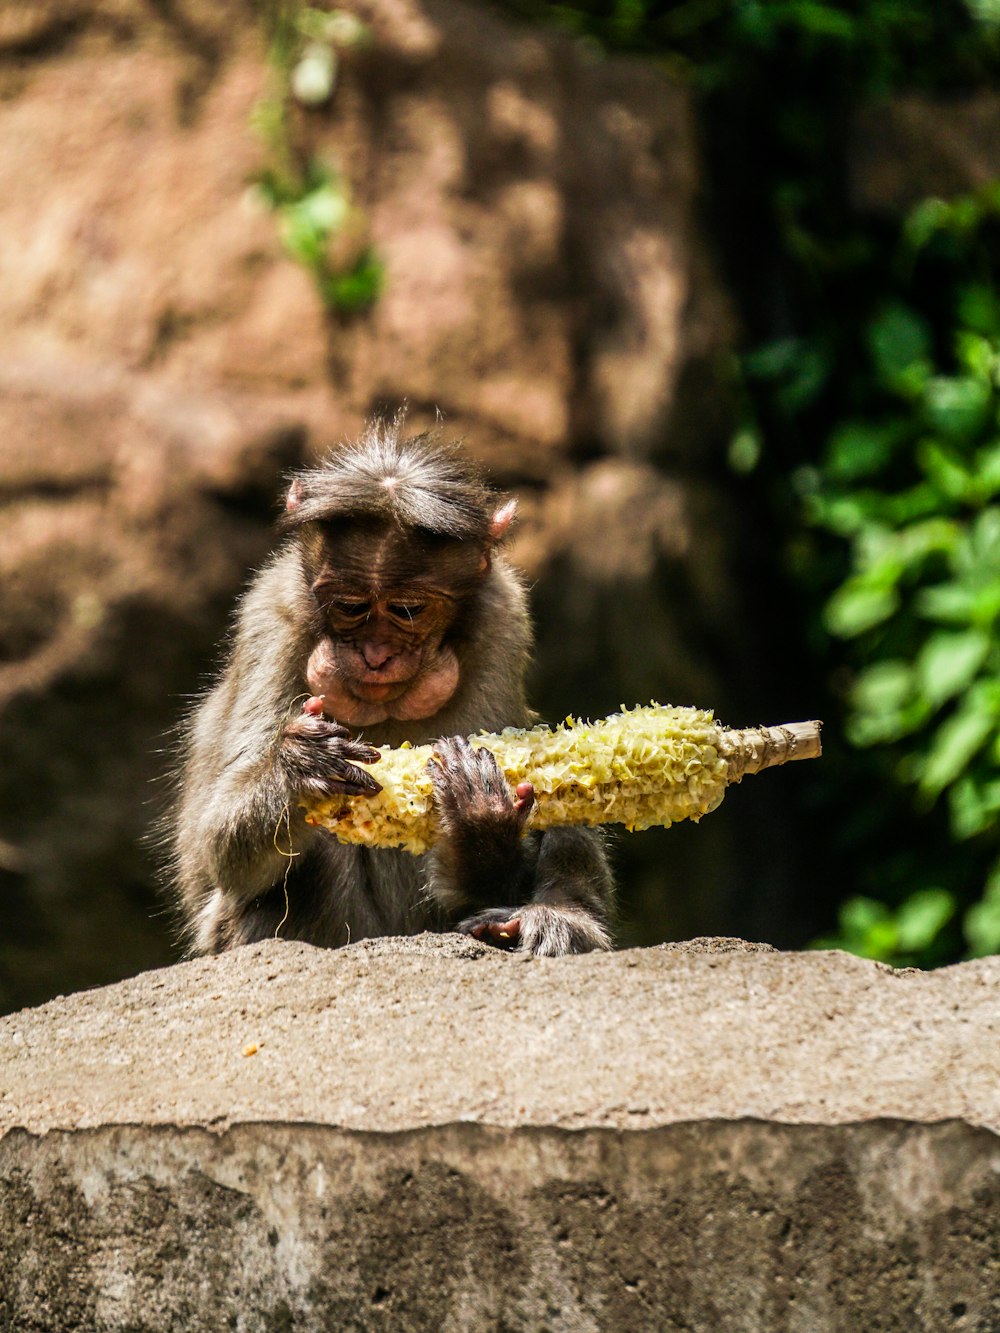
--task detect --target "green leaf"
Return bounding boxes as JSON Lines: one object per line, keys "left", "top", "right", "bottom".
{"left": 728, "top": 427, "right": 762, "bottom": 475}
{"left": 918, "top": 699, "right": 998, "bottom": 798}
{"left": 279, "top": 184, "right": 350, "bottom": 267}
{"left": 965, "top": 896, "right": 1000, "bottom": 955}
{"left": 777, "top": 1, "right": 856, "bottom": 38}
{"left": 743, "top": 338, "right": 802, "bottom": 380}
{"left": 853, "top": 659, "right": 914, "bottom": 713}
{"left": 955, "top": 331, "right": 999, "bottom": 380}
{"left": 824, "top": 581, "right": 899, "bottom": 637}
{"left": 971, "top": 441, "right": 1000, "bottom": 502}
{"left": 967, "top": 0, "right": 1000, "bottom": 31}
{"left": 966, "top": 506, "right": 1000, "bottom": 569}
{"left": 915, "top": 629, "right": 992, "bottom": 708}
{"left": 892, "top": 517, "right": 960, "bottom": 569}
{"left": 867, "top": 303, "right": 932, "bottom": 390}
{"left": 824, "top": 420, "right": 902, "bottom": 482}
{"left": 916, "top": 582, "right": 979, "bottom": 625}
{"left": 742, "top": 337, "right": 830, "bottom": 413}
{"left": 957, "top": 283, "right": 1000, "bottom": 337}
{"left": 297, "top": 183, "right": 350, "bottom": 234}
{"left": 848, "top": 661, "right": 929, "bottom": 745}
{"left": 922, "top": 376, "right": 993, "bottom": 442}
{"left": 881, "top": 482, "right": 947, "bottom": 526}
{"left": 950, "top": 196, "right": 986, "bottom": 235}
{"left": 903, "top": 198, "right": 952, "bottom": 252}
{"left": 840, "top": 895, "right": 886, "bottom": 932}
{"left": 949, "top": 775, "right": 1000, "bottom": 839}
{"left": 776, "top": 344, "right": 830, "bottom": 412}
{"left": 808, "top": 492, "right": 871, "bottom": 537}
{"left": 817, "top": 895, "right": 925, "bottom": 962}
{"left": 964, "top": 861, "right": 1000, "bottom": 956}
{"left": 322, "top": 251, "right": 385, "bottom": 314}
{"left": 918, "top": 439, "right": 975, "bottom": 502}
{"left": 847, "top": 702, "right": 930, "bottom": 747}
{"left": 741, "top": 335, "right": 831, "bottom": 410}
{"left": 894, "top": 888, "right": 955, "bottom": 952}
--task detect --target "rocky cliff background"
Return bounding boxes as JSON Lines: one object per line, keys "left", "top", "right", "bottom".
{"left": 1, "top": 0, "right": 954, "bottom": 1012}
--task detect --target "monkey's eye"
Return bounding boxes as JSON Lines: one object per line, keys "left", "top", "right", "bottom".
{"left": 331, "top": 600, "right": 371, "bottom": 619}
{"left": 388, "top": 603, "right": 427, "bottom": 622}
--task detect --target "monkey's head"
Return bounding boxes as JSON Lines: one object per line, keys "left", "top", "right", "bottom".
{"left": 282, "top": 424, "right": 515, "bottom": 727}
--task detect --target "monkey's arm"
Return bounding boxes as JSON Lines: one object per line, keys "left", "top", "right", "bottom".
{"left": 454, "top": 829, "right": 614, "bottom": 956}
{"left": 173, "top": 554, "right": 378, "bottom": 921}
{"left": 425, "top": 738, "right": 614, "bottom": 955}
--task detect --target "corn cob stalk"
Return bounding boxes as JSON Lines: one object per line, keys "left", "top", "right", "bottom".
{"left": 303, "top": 703, "right": 822, "bottom": 854}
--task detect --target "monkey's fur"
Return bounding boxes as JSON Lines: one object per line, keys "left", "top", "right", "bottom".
{"left": 170, "top": 420, "right": 615, "bottom": 957}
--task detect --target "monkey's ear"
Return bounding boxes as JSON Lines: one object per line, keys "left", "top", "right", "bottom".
{"left": 488, "top": 499, "right": 517, "bottom": 544}
{"left": 285, "top": 478, "right": 305, "bottom": 513}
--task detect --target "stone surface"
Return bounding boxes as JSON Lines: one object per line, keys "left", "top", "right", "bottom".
{"left": 3, "top": 935, "right": 997, "bottom": 1134}
{"left": 1, "top": 940, "right": 998, "bottom": 1330}
{"left": 851, "top": 92, "right": 1000, "bottom": 214}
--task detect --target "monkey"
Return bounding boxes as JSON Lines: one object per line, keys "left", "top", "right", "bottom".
{"left": 169, "top": 416, "right": 615, "bottom": 958}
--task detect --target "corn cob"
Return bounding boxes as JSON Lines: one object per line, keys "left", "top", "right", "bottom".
{"left": 302, "top": 703, "right": 822, "bottom": 854}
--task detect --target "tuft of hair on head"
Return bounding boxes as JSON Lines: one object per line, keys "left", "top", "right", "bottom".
{"left": 280, "top": 414, "right": 513, "bottom": 546}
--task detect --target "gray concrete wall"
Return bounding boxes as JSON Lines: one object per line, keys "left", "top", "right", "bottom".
{"left": 2, "top": 937, "right": 998, "bottom": 1330}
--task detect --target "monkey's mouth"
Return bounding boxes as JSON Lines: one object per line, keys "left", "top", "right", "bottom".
{"left": 350, "top": 679, "right": 411, "bottom": 703}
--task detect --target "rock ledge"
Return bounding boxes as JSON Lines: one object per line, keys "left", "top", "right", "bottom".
{"left": 1, "top": 938, "right": 998, "bottom": 1331}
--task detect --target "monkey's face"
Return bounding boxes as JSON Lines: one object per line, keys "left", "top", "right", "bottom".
{"left": 304, "top": 526, "right": 483, "bottom": 726}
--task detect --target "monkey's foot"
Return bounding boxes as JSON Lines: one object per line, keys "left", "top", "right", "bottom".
{"left": 457, "top": 903, "right": 611, "bottom": 957}
{"left": 457, "top": 908, "right": 523, "bottom": 951}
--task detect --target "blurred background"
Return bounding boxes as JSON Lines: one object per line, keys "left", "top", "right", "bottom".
{"left": 2, "top": 0, "right": 1000, "bottom": 1015}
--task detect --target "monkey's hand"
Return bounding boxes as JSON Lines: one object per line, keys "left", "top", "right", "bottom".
{"left": 429, "top": 735, "right": 535, "bottom": 839}
{"left": 457, "top": 903, "right": 611, "bottom": 957}
{"left": 281, "top": 710, "right": 382, "bottom": 800}
{"left": 428, "top": 736, "right": 535, "bottom": 902}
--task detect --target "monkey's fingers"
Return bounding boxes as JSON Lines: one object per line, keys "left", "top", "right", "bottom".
{"left": 285, "top": 714, "right": 353, "bottom": 742}
{"left": 328, "top": 738, "right": 382, "bottom": 766}
{"left": 513, "top": 781, "right": 535, "bottom": 830}
{"left": 428, "top": 738, "right": 479, "bottom": 804}
{"left": 299, "top": 776, "right": 369, "bottom": 801}
{"left": 474, "top": 744, "right": 517, "bottom": 799}
{"left": 326, "top": 760, "right": 383, "bottom": 796}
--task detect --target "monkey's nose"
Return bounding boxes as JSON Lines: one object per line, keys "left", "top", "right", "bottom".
{"left": 361, "top": 643, "right": 395, "bottom": 669}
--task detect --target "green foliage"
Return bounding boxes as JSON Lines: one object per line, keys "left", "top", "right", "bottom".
{"left": 253, "top": 5, "right": 382, "bottom": 317}
{"left": 813, "top": 887, "right": 956, "bottom": 965}
{"left": 747, "top": 185, "right": 1000, "bottom": 964}
{"left": 500, "top": 0, "right": 1000, "bottom": 89}
{"left": 499, "top": 0, "right": 1000, "bottom": 965}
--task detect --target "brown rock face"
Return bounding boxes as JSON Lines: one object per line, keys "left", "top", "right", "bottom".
{"left": 851, "top": 93, "right": 1000, "bottom": 214}
{"left": 1, "top": 940, "right": 998, "bottom": 1330}
{"left": 0, "top": 0, "right": 748, "bottom": 1011}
